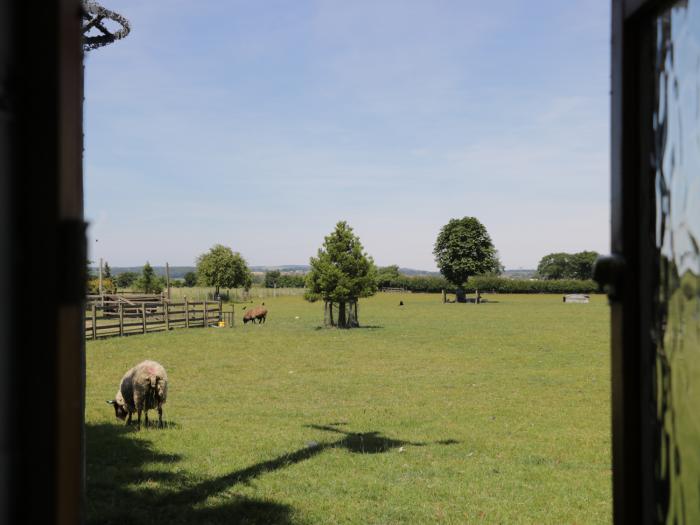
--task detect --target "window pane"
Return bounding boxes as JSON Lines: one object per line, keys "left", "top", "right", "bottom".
{"left": 653, "top": 1, "right": 700, "bottom": 522}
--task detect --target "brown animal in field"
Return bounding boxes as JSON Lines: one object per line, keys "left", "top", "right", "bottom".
{"left": 243, "top": 306, "right": 268, "bottom": 324}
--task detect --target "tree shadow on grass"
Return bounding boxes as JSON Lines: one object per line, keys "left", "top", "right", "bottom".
{"left": 313, "top": 325, "right": 384, "bottom": 331}
{"left": 87, "top": 422, "right": 460, "bottom": 525}
{"left": 86, "top": 423, "right": 295, "bottom": 525}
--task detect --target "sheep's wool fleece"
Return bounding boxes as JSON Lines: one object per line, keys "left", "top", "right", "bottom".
{"left": 115, "top": 360, "right": 168, "bottom": 412}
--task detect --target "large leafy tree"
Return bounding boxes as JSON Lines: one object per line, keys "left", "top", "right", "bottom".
{"left": 305, "top": 221, "right": 377, "bottom": 328}
{"left": 536, "top": 252, "right": 571, "bottom": 280}
{"left": 433, "top": 217, "right": 500, "bottom": 287}
{"left": 196, "top": 244, "right": 252, "bottom": 297}
{"left": 264, "top": 270, "right": 281, "bottom": 288}
{"left": 183, "top": 271, "right": 197, "bottom": 287}
{"left": 569, "top": 251, "right": 599, "bottom": 280}
{"left": 376, "top": 265, "right": 401, "bottom": 288}
{"left": 537, "top": 251, "right": 598, "bottom": 280}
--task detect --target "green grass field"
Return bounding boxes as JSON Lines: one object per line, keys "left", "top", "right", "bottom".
{"left": 85, "top": 293, "right": 611, "bottom": 524}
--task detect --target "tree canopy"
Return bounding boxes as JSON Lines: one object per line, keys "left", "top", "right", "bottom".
{"left": 133, "top": 262, "right": 162, "bottom": 294}
{"left": 305, "top": 221, "right": 377, "bottom": 327}
{"left": 433, "top": 217, "right": 500, "bottom": 287}
{"left": 115, "top": 271, "right": 138, "bottom": 288}
{"left": 102, "top": 261, "right": 112, "bottom": 279}
{"left": 537, "top": 251, "right": 598, "bottom": 280}
{"left": 183, "top": 271, "right": 197, "bottom": 287}
{"left": 376, "top": 265, "right": 401, "bottom": 288}
{"left": 264, "top": 270, "right": 281, "bottom": 288}
{"left": 196, "top": 244, "right": 252, "bottom": 296}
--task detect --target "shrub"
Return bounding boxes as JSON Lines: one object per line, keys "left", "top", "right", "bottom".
{"left": 379, "top": 275, "right": 598, "bottom": 294}
{"left": 277, "top": 274, "right": 306, "bottom": 288}
{"left": 87, "top": 278, "right": 116, "bottom": 295}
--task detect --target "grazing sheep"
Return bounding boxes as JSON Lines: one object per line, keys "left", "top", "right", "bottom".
{"left": 243, "top": 306, "right": 268, "bottom": 324}
{"left": 107, "top": 360, "right": 168, "bottom": 429}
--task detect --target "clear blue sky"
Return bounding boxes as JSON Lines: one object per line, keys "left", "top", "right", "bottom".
{"left": 85, "top": 0, "right": 610, "bottom": 270}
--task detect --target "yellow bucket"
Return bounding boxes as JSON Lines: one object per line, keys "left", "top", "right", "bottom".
{"left": 218, "top": 321, "right": 225, "bottom": 328}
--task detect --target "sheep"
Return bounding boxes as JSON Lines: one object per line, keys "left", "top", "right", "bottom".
{"left": 107, "top": 360, "right": 168, "bottom": 429}
{"left": 243, "top": 306, "right": 268, "bottom": 324}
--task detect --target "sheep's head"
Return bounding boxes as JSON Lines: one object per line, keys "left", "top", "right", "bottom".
{"left": 106, "top": 399, "right": 128, "bottom": 420}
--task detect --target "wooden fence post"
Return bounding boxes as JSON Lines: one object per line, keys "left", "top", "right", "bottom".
{"left": 142, "top": 304, "right": 147, "bottom": 334}
{"left": 119, "top": 303, "right": 124, "bottom": 337}
{"left": 442, "top": 289, "right": 446, "bottom": 303}
{"left": 184, "top": 297, "right": 189, "bottom": 328}
{"left": 218, "top": 298, "right": 223, "bottom": 324}
{"left": 164, "top": 300, "right": 170, "bottom": 331}
{"left": 204, "top": 300, "right": 209, "bottom": 328}
{"left": 165, "top": 262, "right": 171, "bottom": 301}
{"left": 91, "top": 304, "right": 97, "bottom": 340}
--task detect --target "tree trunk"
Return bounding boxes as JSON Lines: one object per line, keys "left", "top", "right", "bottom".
{"left": 323, "top": 300, "right": 335, "bottom": 327}
{"left": 347, "top": 301, "right": 359, "bottom": 328}
{"left": 324, "top": 300, "right": 361, "bottom": 328}
{"left": 324, "top": 301, "right": 331, "bottom": 327}
{"left": 338, "top": 301, "right": 346, "bottom": 328}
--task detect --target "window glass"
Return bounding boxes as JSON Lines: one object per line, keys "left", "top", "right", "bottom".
{"left": 654, "top": 1, "right": 700, "bottom": 522}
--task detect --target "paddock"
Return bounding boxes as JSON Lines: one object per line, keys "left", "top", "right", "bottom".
{"left": 85, "top": 292, "right": 611, "bottom": 524}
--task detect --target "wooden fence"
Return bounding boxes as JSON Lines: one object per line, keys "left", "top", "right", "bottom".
{"left": 85, "top": 299, "right": 229, "bottom": 340}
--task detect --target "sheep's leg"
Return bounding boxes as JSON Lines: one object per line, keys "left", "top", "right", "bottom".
{"left": 126, "top": 412, "right": 132, "bottom": 426}
{"left": 136, "top": 407, "right": 142, "bottom": 430}
{"left": 144, "top": 410, "right": 149, "bottom": 428}
{"left": 158, "top": 405, "right": 163, "bottom": 428}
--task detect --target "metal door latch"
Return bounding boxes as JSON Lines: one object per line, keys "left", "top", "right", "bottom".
{"left": 593, "top": 254, "right": 626, "bottom": 301}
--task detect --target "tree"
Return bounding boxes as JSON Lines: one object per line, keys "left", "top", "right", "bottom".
{"left": 569, "top": 251, "right": 599, "bottom": 280}
{"left": 115, "top": 271, "right": 138, "bottom": 288}
{"left": 536, "top": 252, "right": 571, "bottom": 280}
{"left": 433, "top": 217, "right": 500, "bottom": 287}
{"left": 277, "top": 274, "right": 306, "bottom": 287}
{"left": 264, "top": 270, "right": 281, "bottom": 288}
{"left": 102, "top": 261, "right": 112, "bottom": 279}
{"left": 196, "top": 244, "right": 252, "bottom": 297}
{"left": 183, "top": 271, "right": 197, "bottom": 287}
{"left": 376, "top": 265, "right": 401, "bottom": 288}
{"left": 305, "top": 221, "right": 377, "bottom": 328}
{"left": 133, "top": 262, "right": 162, "bottom": 294}
{"left": 536, "top": 251, "right": 598, "bottom": 280}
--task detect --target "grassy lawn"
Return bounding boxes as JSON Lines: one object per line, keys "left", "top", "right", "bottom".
{"left": 85, "top": 293, "right": 611, "bottom": 524}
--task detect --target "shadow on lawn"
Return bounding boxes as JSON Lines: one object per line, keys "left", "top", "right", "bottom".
{"left": 87, "top": 422, "right": 460, "bottom": 525}
{"left": 313, "top": 325, "right": 384, "bottom": 331}
{"left": 86, "top": 423, "right": 295, "bottom": 525}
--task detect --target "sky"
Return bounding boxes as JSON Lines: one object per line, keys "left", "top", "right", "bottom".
{"left": 84, "top": 0, "right": 611, "bottom": 271}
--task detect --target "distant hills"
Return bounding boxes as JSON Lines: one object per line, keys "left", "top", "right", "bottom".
{"left": 94, "top": 266, "right": 195, "bottom": 279}
{"left": 97, "top": 265, "right": 536, "bottom": 279}
{"left": 502, "top": 269, "right": 537, "bottom": 279}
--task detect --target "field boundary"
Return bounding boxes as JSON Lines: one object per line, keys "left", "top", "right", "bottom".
{"left": 85, "top": 298, "right": 227, "bottom": 340}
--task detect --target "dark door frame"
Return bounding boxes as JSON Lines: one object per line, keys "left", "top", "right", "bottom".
{"left": 609, "top": 0, "right": 673, "bottom": 522}
{"left": 0, "top": 1, "right": 85, "bottom": 524}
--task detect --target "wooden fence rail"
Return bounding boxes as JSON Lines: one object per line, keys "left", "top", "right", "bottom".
{"left": 85, "top": 298, "right": 232, "bottom": 340}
